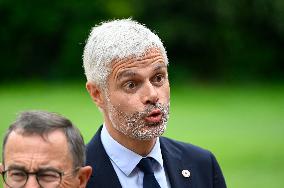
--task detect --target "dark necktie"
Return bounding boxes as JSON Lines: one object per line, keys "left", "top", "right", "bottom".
{"left": 137, "top": 157, "right": 161, "bottom": 188}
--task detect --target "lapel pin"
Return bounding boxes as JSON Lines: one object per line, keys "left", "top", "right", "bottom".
{"left": 182, "top": 170, "right": 191, "bottom": 178}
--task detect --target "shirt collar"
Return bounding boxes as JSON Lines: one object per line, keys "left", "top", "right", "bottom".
{"left": 101, "top": 125, "right": 163, "bottom": 176}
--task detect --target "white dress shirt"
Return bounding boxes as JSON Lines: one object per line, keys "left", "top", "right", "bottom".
{"left": 101, "top": 125, "right": 171, "bottom": 188}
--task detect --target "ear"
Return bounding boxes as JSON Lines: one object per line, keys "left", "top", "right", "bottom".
{"left": 86, "top": 81, "right": 105, "bottom": 109}
{"left": 78, "top": 166, "right": 92, "bottom": 188}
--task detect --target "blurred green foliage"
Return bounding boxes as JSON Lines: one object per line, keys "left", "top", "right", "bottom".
{"left": 0, "top": 0, "right": 283, "bottom": 83}
{"left": 1, "top": 1, "right": 283, "bottom": 187}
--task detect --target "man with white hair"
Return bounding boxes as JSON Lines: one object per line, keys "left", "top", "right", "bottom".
{"left": 83, "top": 18, "right": 226, "bottom": 188}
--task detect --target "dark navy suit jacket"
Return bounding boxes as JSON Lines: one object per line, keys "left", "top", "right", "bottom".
{"left": 86, "top": 126, "right": 226, "bottom": 188}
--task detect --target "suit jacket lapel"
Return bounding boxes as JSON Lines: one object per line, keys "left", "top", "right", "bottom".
{"left": 87, "top": 128, "right": 194, "bottom": 188}
{"left": 86, "top": 126, "right": 122, "bottom": 188}
{"left": 160, "top": 137, "right": 193, "bottom": 188}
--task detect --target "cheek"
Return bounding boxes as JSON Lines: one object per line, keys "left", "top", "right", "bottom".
{"left": 159, "top": 85, "right": 170, "bottom": 102}
{"left": 165, "top": 88, "right": 170, "bottom": 99}
{"left": 60, "top": 177, "right": 79, "bottom": 188}
{"left": 111, "top": 102, "right": 137, "bottom": 116}
{"left": 110, "top": 93, "right": 140, "bottom": 111}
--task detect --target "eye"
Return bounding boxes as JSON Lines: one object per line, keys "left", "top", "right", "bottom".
{"left": 152, "top": 74, "right": 165, "bottom": 85}
{"left": 123, "top": 81, "right": 137, "bottom": 91}
{"left": 7, "top": 170, "right": 27, "bottom": 182}
{"left": 38, "top": 171, "right": 61, "bottom": 182}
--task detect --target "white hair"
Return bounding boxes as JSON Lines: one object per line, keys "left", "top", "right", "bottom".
{"left": 83, "top": 18, "right": 168, "bottom": 87}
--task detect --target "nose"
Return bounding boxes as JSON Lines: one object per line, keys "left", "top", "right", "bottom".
{"left": 24, "top": 175, "right": 40, "bottom": 188}
{"left": 141, "top": 81, "right": 159, "bottom": 105}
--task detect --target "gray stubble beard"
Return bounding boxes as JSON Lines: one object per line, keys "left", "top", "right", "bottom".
{"left": 107, "top": 101, "right": 170, "bottom": 140}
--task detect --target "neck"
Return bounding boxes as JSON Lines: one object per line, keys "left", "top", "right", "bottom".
{"left": 104, "top": 123, "right": 157, "bottom": 157}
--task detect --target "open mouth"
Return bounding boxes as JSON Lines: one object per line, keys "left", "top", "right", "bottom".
{"left": 144, "top": 109, "right": 162, "bottom": 124}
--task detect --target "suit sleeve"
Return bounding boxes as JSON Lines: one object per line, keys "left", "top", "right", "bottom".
{"left": 210, "top": 152, "right": 227, "bottom": 188}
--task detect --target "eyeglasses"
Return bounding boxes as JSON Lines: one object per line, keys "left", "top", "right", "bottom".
{"left": 1, "top": 168, "right": 79, "bottom": 188}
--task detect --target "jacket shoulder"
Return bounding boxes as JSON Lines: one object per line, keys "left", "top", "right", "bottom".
{"left": 160, "top": 136, "right": 212, "bottom": 158}
{"left": 160, "top": 137, "right": 227, "bottom": 188}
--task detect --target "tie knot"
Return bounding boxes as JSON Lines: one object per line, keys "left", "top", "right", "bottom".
{"left": 137, "top": 157, "right": 154, "bottom": 174}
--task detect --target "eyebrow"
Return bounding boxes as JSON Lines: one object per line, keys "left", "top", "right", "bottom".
{"left": 117, "top": 70, "right": 137, "bottom": 81}
{"left": 117, "top": 63, "right": 167, "bottom": 81}
{"left": 6, "top": 165, "right": 61, "bottom": 173}
{"left": 37, "top": 167, "right": 62, "bottom": 173}
{"left": 153, "top": 64, "right": 167, "bottom": 72}
{"left": 7, "top": 164, "right": 26, "bottom": 171}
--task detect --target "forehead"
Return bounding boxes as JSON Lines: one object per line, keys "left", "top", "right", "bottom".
{"left": 109, "top": 49, "right": 167, "bottom": 80}
{"left": 4, "top": 130, "right": 71, "bottom": 169}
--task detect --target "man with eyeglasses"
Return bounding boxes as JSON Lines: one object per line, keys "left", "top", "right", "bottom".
{"left": 0, "top": 110, "right": 92, "bottom": 188}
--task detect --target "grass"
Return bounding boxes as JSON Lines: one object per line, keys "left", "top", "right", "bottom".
{"left": 0, "top": 81, "right": 283, "bottom": 188}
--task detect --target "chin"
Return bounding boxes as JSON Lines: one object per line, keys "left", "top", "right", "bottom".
{"left": 130, "top": 124, "right": 166, "bottom": 140}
